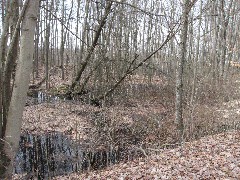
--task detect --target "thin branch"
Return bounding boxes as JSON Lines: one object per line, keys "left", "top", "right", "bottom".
{"left": 97, "top": 22, "right": 181, "bottom": 101}
{"left": 105, "top": 0, "right": 165, "bottom": 17}
{"left": 40, "top": 5, "right": 88, "bottom": 47}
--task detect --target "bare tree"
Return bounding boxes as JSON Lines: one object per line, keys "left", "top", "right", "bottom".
{"left": 69, "top": 1, "right": 113, "bottom": 94}
{"left": 175, "top": 0, "right": 191, "bottom": 143}
{"left": 1, "top": 0, "right": 40, "bottom": 178}
{"left": 2, "top": 0, "right": 20, "bottom": 135}
{"left": 0, "top": 0, "right": 10, "bottom": 138}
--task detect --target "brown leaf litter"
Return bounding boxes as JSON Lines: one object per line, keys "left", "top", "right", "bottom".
{"left": 52, "top": 130, "right": 240, "bottom": 179}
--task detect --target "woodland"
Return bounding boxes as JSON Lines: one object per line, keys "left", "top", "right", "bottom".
{"left": 1, "top": 0, "right": 240, "bottom": 179}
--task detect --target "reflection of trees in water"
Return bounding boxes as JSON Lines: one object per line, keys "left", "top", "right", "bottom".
{"left": 15, "top": 132, "right": 120, "bottom": 179}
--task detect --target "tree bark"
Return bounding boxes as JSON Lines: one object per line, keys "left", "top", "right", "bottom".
{"left": 2, "top": 0, "right": 40, "bottom": 178}
{"left": 2, "top": 0, "right": 20, "bottom": 137}
{"left": 175, "top": 0, "right": 190, "bottom": 143}
{"left": 0, "top": 0, "right": 10, "bottom": 138}
{"left": 78, "top": 0, "right": 90, "bottom": 71}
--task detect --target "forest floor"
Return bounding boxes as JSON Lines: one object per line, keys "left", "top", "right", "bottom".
{"left": 15, "top": 66, "right": 240, "bottom": 179}
{"left": 54, "top": 130, "right": 240, "bottom": 179}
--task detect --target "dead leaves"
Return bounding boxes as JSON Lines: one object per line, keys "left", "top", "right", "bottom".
{"left": 22, "top": 101, "right": 93, "bottom": 140}
{"left": 53, "top": 131, "right": 240, "bottom": 179}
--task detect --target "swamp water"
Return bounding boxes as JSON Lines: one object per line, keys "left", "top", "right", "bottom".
{"left": 15, "top": 132, "right": 120, "bottom": 179}
{"left": 15, "top": 91, "right": 140, "bottom": 178}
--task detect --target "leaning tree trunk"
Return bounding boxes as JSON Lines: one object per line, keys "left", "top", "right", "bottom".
{"left": 69, "top": 1, "right": 113, "bottom": 93}
{"left": 0, "top": 0, "right": 10, "bottom": 138}
{"left": 1, "top": 0, "right": 40, "bottom": 178}
{"left": 2, "top": 0, "right": 20, "bottom": 136}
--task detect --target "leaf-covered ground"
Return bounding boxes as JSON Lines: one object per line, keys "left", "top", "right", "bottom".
{"left": 20, "top": 99, "right": 240, "bottom": 179}
{"left": 53, "top": 130, "right": 240, "bottom": 179}
{"left": 20, "top": 69, "right": 240, "bottom": 179}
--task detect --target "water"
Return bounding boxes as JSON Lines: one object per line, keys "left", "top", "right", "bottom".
{"left": 27, "top": 91, "right": 101, "bottom": 106}
{"left": 15, "top": 132, "right": 119, "bottom": 179}
{"left": 26, "top": 91, "right": 61, "bottom": 106}
{"left": 37, "top": 92, "right": 60, "bottom": 104}
{"left": 21, "top": 92, "right": 141, "bottom": 178}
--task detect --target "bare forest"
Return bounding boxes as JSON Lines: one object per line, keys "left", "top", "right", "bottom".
{"left": 1, "top": 0, "right": 240, "bottom": 179}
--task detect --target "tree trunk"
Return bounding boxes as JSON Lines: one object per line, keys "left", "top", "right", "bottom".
{"left": 1, "top": 0, "right": 5, "bottom": 27}
{"left": 175, "top": 0, "right": 190, "bottom": 143}
{"left": 2, "top": 0, "right": 20, "bottom": 136}
{"left": 188, "top": 0, "right": 202, "bottom": 137}
{"left": 220, "top": 0, "right": 233, "bottom": 82}
{"left": 0, "top": 0, "right": 10, "bottom": 138}
{"left": 69, "top": 2, "right": 113, "bottom": 92}
{"left": 45, "top": 0, "right": 51, "bottom": 89}
{"left": 78, "top": 0, "right": 90, "bottom": 71}
{"left": 1, "top": 0, "right": 40, "bottom": 178}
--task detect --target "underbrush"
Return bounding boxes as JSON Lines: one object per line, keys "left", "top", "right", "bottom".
{"left": 27, "top": 70, "right": 240, "bottom": 159}
{"left": 84, "top": 73, "right": 240, "bottom": 158}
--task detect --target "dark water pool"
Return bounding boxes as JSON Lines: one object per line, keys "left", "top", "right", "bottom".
{"left": 15, "top": 132, "right": 119, "bottom": 179}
